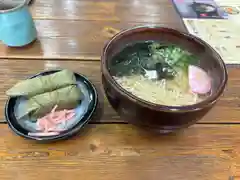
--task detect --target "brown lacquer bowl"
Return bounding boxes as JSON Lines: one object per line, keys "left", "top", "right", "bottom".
{"left": 101, "top": 26, "right": 228, "bottom": 134}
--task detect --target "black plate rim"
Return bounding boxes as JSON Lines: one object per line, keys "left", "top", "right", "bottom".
{"left": 4, "top": 69, "right": 98, "bottom": 142}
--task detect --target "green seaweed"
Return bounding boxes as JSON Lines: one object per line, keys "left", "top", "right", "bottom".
{"left": 110, "top": 41, "right": 198, "bottom": 80}
{"left": 149, "top": 43, "right": 198, "bottom": 73}
{"left": 109, "top": 42, "right": 151, "bottom": 77}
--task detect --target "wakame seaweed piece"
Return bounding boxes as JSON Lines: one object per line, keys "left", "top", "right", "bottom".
{"left": 138, "top": 51, "right": 158, "bottom": 70}
{"left": 111, "top": 41, "right": 151, "bottom": 67}
{"left": 110, "top": 52, "right": 144, "bottom": 77}
{"left": 6, "top": 70, "right": 77, "bottom": 97}
{"left": 156, "top": 63, "right": 176, "bottom": 80}
{"left": 17, "top": 85, "right": 82, "bottom": 121}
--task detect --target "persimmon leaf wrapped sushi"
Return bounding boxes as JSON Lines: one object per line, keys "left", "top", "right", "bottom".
{"left": 17, "top": 85, "right": 82, "bottom": 120}
{"left": 6, "top": 70, "right": 77, "bottom": 97}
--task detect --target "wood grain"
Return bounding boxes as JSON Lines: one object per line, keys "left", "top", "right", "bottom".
{"left": 0, "top": 124, "right": 239, "bottom": 180}
{"left": 0, "top": 59, "right": 239, "bottom": 123}
{"left": 0, "top": 4, "right": 185, "bottom": 59}
{"left": 30, "top": 0, "right": 180, "bottom": 22}
{"left": 1, "top": 1, "right": 238, "bottom": 180}
{"left": 0, "top": 20, "right": 185, "bottom": 59}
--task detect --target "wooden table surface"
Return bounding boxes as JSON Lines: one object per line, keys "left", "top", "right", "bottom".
{"left": 0, "top": 0, "right": 240, "bottom": 179}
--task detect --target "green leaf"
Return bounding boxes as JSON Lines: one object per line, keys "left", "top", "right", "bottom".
{"left": 149, "top": 43, "right": 198, "bottom": 74}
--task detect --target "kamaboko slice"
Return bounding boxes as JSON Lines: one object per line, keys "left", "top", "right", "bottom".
{"left": 188, "top": 65, "right": 211, "bottom": 94}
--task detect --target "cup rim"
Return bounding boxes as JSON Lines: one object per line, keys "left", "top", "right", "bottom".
{"left": 101, "top": 25, "right": 228, "bottom": 113}
{"left": 0, "top": 0, "right": 27, "bottom": 13}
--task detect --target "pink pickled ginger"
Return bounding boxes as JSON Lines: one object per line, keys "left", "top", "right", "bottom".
{"left": 28, "top": 105, "right": 76, "bottom": 136}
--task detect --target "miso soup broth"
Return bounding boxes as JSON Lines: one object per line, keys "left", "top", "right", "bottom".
{"left": 109, "top": 41, "right": 212, "bottom": 106}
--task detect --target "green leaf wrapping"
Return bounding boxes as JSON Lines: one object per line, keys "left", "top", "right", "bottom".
{"left": 6, "top": 70, "right": 77, "bottom": 97}
{"left": 18, "top": 85, "right": 82, "bottom": 121}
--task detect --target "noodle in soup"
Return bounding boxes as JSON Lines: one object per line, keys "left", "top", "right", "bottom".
{"left": 109, "top": 41, "right": 212, "bottom": 106}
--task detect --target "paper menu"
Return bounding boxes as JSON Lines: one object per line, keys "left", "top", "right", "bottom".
{"left": 183, "top": 18, "right": 240, "bottom": 64}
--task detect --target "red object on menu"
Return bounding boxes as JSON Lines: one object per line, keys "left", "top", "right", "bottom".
{"left": 176, "top": 0, "right": 184, "bottom": 2}
{"left": 200, "top": 13, "right": 207, "bottom": 17}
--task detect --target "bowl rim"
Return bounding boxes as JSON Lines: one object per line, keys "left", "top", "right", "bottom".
{"left": 101, "top": 25, "right": 228, "bottom": 113}
{"left": 4, "top": 69, "right": 98, "bottom": 142}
